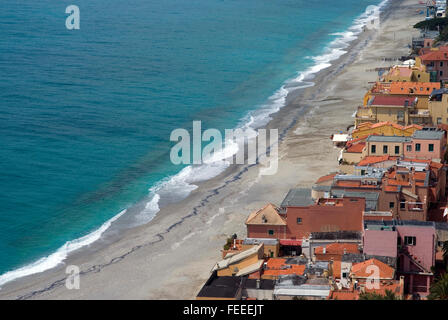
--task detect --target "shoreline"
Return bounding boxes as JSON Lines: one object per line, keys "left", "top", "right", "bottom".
{"left": 0, "top": 0, "right": 385, "bottom": 289}
{"left": 0, "top": 0, "right": 422, "bottom": 299}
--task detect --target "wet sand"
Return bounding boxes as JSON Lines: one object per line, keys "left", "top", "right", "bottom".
{"left": 0, "top": 0, "right": 424, "bottom": 299}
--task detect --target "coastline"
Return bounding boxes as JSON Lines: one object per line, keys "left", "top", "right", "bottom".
{"left": 0, "top": 0, "right": 422, "bottom": 299}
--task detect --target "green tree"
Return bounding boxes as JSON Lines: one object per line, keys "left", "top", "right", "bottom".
{"left": 443, "top": 241, "right": 448, "bottom": 265}
{"left": 428, "top": 273, "right": 448, "bottom": 300}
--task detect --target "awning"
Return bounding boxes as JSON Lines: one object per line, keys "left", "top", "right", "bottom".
{"left": 279, "top": 239, "right": 302, "bottom": 246}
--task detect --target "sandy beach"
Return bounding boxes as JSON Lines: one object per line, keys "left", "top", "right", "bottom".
{"left": 0, "top": 0, "right": 424, "bottom": 299}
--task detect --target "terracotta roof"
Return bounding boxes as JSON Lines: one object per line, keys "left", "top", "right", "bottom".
{"left": 245, "top": 203, "right": 286, "bottom": 226}
{"left": 364, "top": 280, "right": 403, "bottom": 297}
{"left": 316, "top": 173, "right": 337, "bottom": 184}
{"left": 389, "top": 81, "right": 440, "bottom": 95}
{"left": 358, "top": 121, "right": 422, "bottom": 131}
{"left": 351, "top": 259, "right": 394, "bottom": 279}
{"left": 370, "top": 95, "right": 417, "bottom": 106}
{"left": 384, "top": 185, "right": 399, "bottom": 192}
{"left": 262, "top": 265, "right": 306, "bottom": 278}
{"left": 420, "top": 50, "right": 448, "bottom": 61}
{"left": 263, "top": 258, "right": 306, "bottom": 278}
{"left": 358, "top": 155, "right": 396, "bottom": 166}
{"left": 266, "top": 258, "right": 287, "bottom": 269}
{"left": 315, "top": 243, "right": 360, "bottom": 255}
{"left": 387, "top": 66, "right": 413, "bottom": 77}
{"left": 332, "top": 260, "right": 341, "bottom": 279}
{"left": 330, "top": 290, "right": 359, "bottom": 300}
{"left": 346, "top": 142, "right": 365, "bottom": 153}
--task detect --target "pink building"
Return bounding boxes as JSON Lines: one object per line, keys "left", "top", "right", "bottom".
{"left": 403, "top": 128, "right": 446, "bottom": 161}
{"left": 363, "top": 220, "right": 436, "bottom": 297}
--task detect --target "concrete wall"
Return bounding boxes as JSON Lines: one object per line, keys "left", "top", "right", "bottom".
{"left": 363, "top": 229, "right": 398, "bottom": 258}
{"left": 285, "top": 198, "right": 365, "bottom": 239}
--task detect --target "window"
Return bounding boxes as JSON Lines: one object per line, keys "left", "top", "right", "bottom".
{"left": 404, "top": 236, "right": 416, "bottom": 246}
{"left": 395, "top": 146, "right": 400, "bottom": 154}
{"left": 296, "top": 218, "right": 302, "bottom": 224}
{"left": 441, "top": 71, "right": 444, "bottom": 76}
{"left": 397, "top": 237, "right": 402, "bottom": 246}
{"left": 437, "top": 117, "right": 442, "bottom": 124}
{"left": 416, "top": 143, "right": 421, "bottom": 152}
{"left": 371, "top": 145, "right": 376, "bottom": 154}
{"left": 400, "top": 202, "right": 406, "bottom": 209}
{"left": 406, "top": 145, "right": 412, "bottom": 152}
{"left": 268, "top": 229, "right": 274, "bottom": 236}
{"left": 429, "top": 144, "right": 434, "bottom": 152}
{"left": 383, "top": 145, "right": 388, "bottom": 154}
{"left": 342, "top": 272, "right": 348, "bottom": 278}
{"left": 441, "top": 62, "right": 444, "bottom": 67}
{"left": 389, "top": 202, "right": 395, "bottom": 208}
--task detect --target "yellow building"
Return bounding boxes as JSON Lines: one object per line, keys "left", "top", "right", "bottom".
{"left": 382, "top": 65, "right": 430, "bottom": 83}
{"left": 363, "top": 82, "right": 440, "bottom": 110}
{"left": 362, "top": 135, "right": 411, "bottom": 158}
{"left": 213, "top": 243, "right": 264, "bottom": 277}
{"left": 352, "top": 121, "right": 422, "bottom": 139}
{"left": 428, "top": 88, "right": 448, "bottom": 125}
{"left": 355, "top": 95, "right": 433, "bottom": 127}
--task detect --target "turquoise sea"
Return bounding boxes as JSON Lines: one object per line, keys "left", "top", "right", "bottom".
{"left": 0, "top": 0, "right": 385, "bottom": 285}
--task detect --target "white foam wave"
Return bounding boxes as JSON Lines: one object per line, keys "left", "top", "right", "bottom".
{"left": 0, "top": 0, "right": 390, "bottom": 289}
{"left": 0, "top": 209, "right": 127, "bottom": 288}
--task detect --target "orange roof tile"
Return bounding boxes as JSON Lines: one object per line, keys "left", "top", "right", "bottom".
{"left": 315, "top": 243, "right": 360, "bottom": 256}
{"left": 346, "top": 142, "right": 365, "bottom": 153}
{"left": 420, "top": 50, "right": 448, "bottom": 61}
{"left": 364, "top": 281, "right": 403, "bottom": 297}
{"left": 330, "top": 290, "right": 359, "bottom": 300}
{"left": 316, "top": 173, "right": 337, "bottom": 184}
{"left": 351, "top": 259, "right": 394, "bottom": 279}
{"left": 358, "top": 155, "right": 394, "bottom": 166}
{"left": 384, "top": 185, "right": 399, "bottom": 192}
{"left": 246, "top": 203, "right": 286, "bottom": 226}
{"left": 389, "top": 82, "right": 440, "bottom": 95}
{"left": 332, "top": 260, "right": 341, "bottom": 279}
{"left": 263, "top": 265, "right": 306, "bottom": 277}
{"left": 265, "top": 258, "right": 286, "bottom": 269}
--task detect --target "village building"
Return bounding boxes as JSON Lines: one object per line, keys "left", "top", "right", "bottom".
{"left": 382, "top": 64, "right": 430, "bottom": 83}
{"left": 428, "top": 88, "right": 448, "bottom": 126}
{"left": 355, "top": 82, "right": 441, "bottom": 126}
{"left": 213, "top": 243, "right": 265, "bottom": 277}
{"left": 363, "top": 220, "right": 437, "bottom": 297}
{"left": 416, "top": 47, "right": 448, "bottom": 82}
{"left": 351, "top": 121, "right": 422, "bottom": 139}
{"left": 273, "top": 274, "right": 331, "bottom": 300}
{"left": 403, "top": 128, "right": 447, "bottom": 161}
{"left": 245, "top": 203, "right": 287, "bottom": 240}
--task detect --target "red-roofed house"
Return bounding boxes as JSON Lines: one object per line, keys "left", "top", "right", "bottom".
{"left": 416, "top": 49, "right": 448, "bottom": 82}
{"left": 314, "top": 243, "right": 360, "bottom": 261}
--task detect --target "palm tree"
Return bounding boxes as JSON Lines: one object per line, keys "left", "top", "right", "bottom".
{"left": 428, "top": 273, "right": 448, "bottom": 300}
{"left": 443, "top": 241, "right": 448, "bottom": 266}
